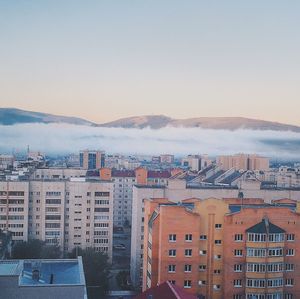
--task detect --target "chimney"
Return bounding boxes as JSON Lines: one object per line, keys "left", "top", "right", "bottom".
{"left": 135, "top": 167, "right": 148, "bottom": 185}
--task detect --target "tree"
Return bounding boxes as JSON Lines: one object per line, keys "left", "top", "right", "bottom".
{"left": 11, "top": 239, "right": 61, "bottom": 259}
{"left": 69, "top": 247, "right": 110, "bottom": 296}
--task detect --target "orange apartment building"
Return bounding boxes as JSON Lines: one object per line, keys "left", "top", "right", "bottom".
{"left": 142, "top": 197, "right": 300, "bottom": 299}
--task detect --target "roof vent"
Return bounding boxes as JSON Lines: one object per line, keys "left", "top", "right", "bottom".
{"left": 32, "top": 269, "right": 40, "bottom": 281}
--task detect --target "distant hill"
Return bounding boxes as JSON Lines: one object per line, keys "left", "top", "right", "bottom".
{"left": 0, "top": 108, "right": 94, "bottom": 126}
{"left": 1, "top": 108, "right": 300, "bottom": 132}
{"left": 101, "top": 115, "right": 300, "bottom": 132}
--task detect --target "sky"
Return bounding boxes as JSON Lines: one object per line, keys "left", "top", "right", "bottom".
{"left": 0, "top": 1, "right": 299, "bottom": 124}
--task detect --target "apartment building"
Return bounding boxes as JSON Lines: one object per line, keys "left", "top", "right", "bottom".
{"left": 79, "top": 150, "right": 105, "bottom": 170}
{"left": 130, "top": 179, "right": 300, "bottom": 288}
{"left": 254, "top": 166, "right": 300, "bottom": 188}
{"left": 181, "top": 155, "right": 212, "bottom": 172}
{"left": 99, "top": 167, "right": 173, "bottom": 228}
{"left": 223, "top": 202, "right": 300, "bottom": 299}
{"left": 142, "top": 197, "right": 300, "bottom": 299}
{"left": 0, "top": 181, "right": 29, "bottom": 242}
{"left": 0, "top": 174, "right": 114, "bottom": 260}
{"left": 0, "top": 154, "right": 14, "bottom": 170}
{"left": 160, "top": 154, "right": 175, "bottom": 164}
{"left": 216, "top": 154, "right": 269, "bottom": 171}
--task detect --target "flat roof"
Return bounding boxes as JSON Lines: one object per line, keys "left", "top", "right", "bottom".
{"left": 0, "top": 258, "right": 85, "bottom": 286}
{"left": 0, "top": 261, "right": 21, "bottom": 276}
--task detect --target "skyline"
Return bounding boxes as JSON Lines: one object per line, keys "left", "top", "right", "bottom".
{"left": 1, "top": 1, "right": 300, "bottom": 125}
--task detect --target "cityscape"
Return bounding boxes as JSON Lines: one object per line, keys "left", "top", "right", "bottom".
{"left": 1, "top": 1, "right": 300, "bottom": 299}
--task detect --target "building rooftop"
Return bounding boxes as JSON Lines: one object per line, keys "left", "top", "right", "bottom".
{"left": 0, "top": 258, "right": 86, "bottom": 286}
{"left": 134, "top": 281, "right": 198, "bottom": 299}
{"left": 0, "top": 260, "right": 21, "bottom": 276}
{"left": 246, "top": 218, "right": 286, "bottom": 234}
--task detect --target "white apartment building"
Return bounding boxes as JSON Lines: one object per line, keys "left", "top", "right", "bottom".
{"left": 130, "top": 178, "right": 300, "bottom": 288}
{"left": 0, "top": 181, "right": 29, "bottom": 242}
{"left": 111, "top": 170, "right": 136, "bottom": 227}
{"left": 0, "top": 171, "right": 114, "bottom": 260}
{"left": 254, "top": 166, "right": 300, "bottom": 188}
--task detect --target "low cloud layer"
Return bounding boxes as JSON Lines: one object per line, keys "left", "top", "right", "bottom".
{"left": 0, "top": 123, "right": 300, "bottom": 159}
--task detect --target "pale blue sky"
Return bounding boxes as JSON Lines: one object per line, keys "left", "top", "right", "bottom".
{"left": 0, "top": 1, "right": 299, "bottom": 124}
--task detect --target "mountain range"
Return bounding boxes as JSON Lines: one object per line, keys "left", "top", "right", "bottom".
{"left": 1, "top": 108, "right": 300, "bottom": 132}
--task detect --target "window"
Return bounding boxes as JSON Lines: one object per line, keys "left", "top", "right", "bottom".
{"left": 268, "top": 248, "right": 283, "bottom": 257}
{"left": 200, "top": 235, "right": 207, "bottom": 240}
{"left": 286, "top": 249, "right": 295, "bottom": 256}
{"left": 213, "top": 284, "right": 221, "bottom": 290}
{"left": 286, "top": 279, "right": 294, "bottom": 286}
{"left": 169, "top": 280, "right": 176, "bottom": 285}
{"left": 184, "top": 280, "right": 191, "bottom": 288}
{"left": 285, "top": 263, "right": 295, "bottom": 271}
{"left": 285, "top": 294, "right": 293, "bottom": 299}
{"left": 287, "top": 234, "right": 295, "bottom": 241}
{"left": 234, "top": 280, "right": 242, "bottom": 287}
{"left": 169, "top": 234, "right": 176, "bottom": 242}
{"left": 233, "top": 295, "right": 242, "bottom": 299}
{"left": 185, "top": 249, "right": 192, "bottom": 257}
{"left": 184, "top": 264, "right": 192, "bottom": 272}
{"left": 269, "top": 233, "right": 284, "bottom": 242}
{"left": 200, "top": 250, "right": 207, "bottom": 255}
{"left": 247, "top": 233, "right": 266, "bottom": 242}
{"left": 199, "top": 265, "right": 206, "bottom": 271}
{"left": 168, "top": 265, "right": 176, "bottom": 272}
{"left": 234, "top": 264, "right": 242, "bottom": 272}
{"left": 185, "top": 234, "right": 192, "bottom": 241}
{"left": 215, "top": 224, "right": 222, "bottom": 229}
{"left": 246, "top": 279, "right": 266, "bottom": 288}
{"left": 214, "top": 254, "right": 222, "bottom": 260}
{"left": 215, "top": 240, "right": 222, "bottom": 245}
{"left": 234, "top": 249, "right": 243, "bottom": 257}
{"left": 169, "top": 249, "right": 176, "bottom": 257}
{"left": 214, "top": 269, "right": 221, "bottom": 274}
{"left": 198, "top": 280, "right": 206, "bottom": 286}
{"left": 247, "top": 248, "right": 266, "bottom": 257}
{"left": 234, "top": 234, "right": 243, "bottom": 242}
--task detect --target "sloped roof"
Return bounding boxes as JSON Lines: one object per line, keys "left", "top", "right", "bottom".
{"left": 246, "top": 218, "right": 285, "bottom": 234}
{"left": 134, "top": 281, "right": 198, "bottom": 299}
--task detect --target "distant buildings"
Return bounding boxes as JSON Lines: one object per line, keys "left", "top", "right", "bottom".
{"left": 0, "top": 154, "right": 14, "bottom": 170}
{"left": 99, "top": 167, "right": 174, "bottom": 227}
{"left": 142, "top": 197, "right": 300, "bottom": 299}
{"left": 0, "top": 257, "right": 87, "bottom": 299}
{"left": 181, "top": 155, "right": 212, "bottom": 172}
{"left": 79, "top": 150, "right": 105, "bottom": 170}
{"left": 216, "top": 154, "right": 269, "bottom": 171}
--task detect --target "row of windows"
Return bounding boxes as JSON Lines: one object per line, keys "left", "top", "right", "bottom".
{"left": 169, "top": 249, "right": 192, "bottom": 257}
{"left": 234, "top": 233, "right": 295, "bottom": 242}
{"left": 244, "top": 248, "right": 294, "bottom": 257}
{"left": 234, "top": 278, "right": 294, "bottom": 288}
{"left": 245, "top": 263, "right": 294, "bottom": 272}
{"left": 169, "top": 234, "right": 223, "bottom": 243}
{"left": 0, "top": 191, "right": 24, "bottom": 196}
{"left": 245, "top": 294, "right": 290, "bottom": 299}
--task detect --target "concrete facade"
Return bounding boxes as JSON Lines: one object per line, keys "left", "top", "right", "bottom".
{"left": 0, "top": 175, "right": 114, "bottom": 260}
